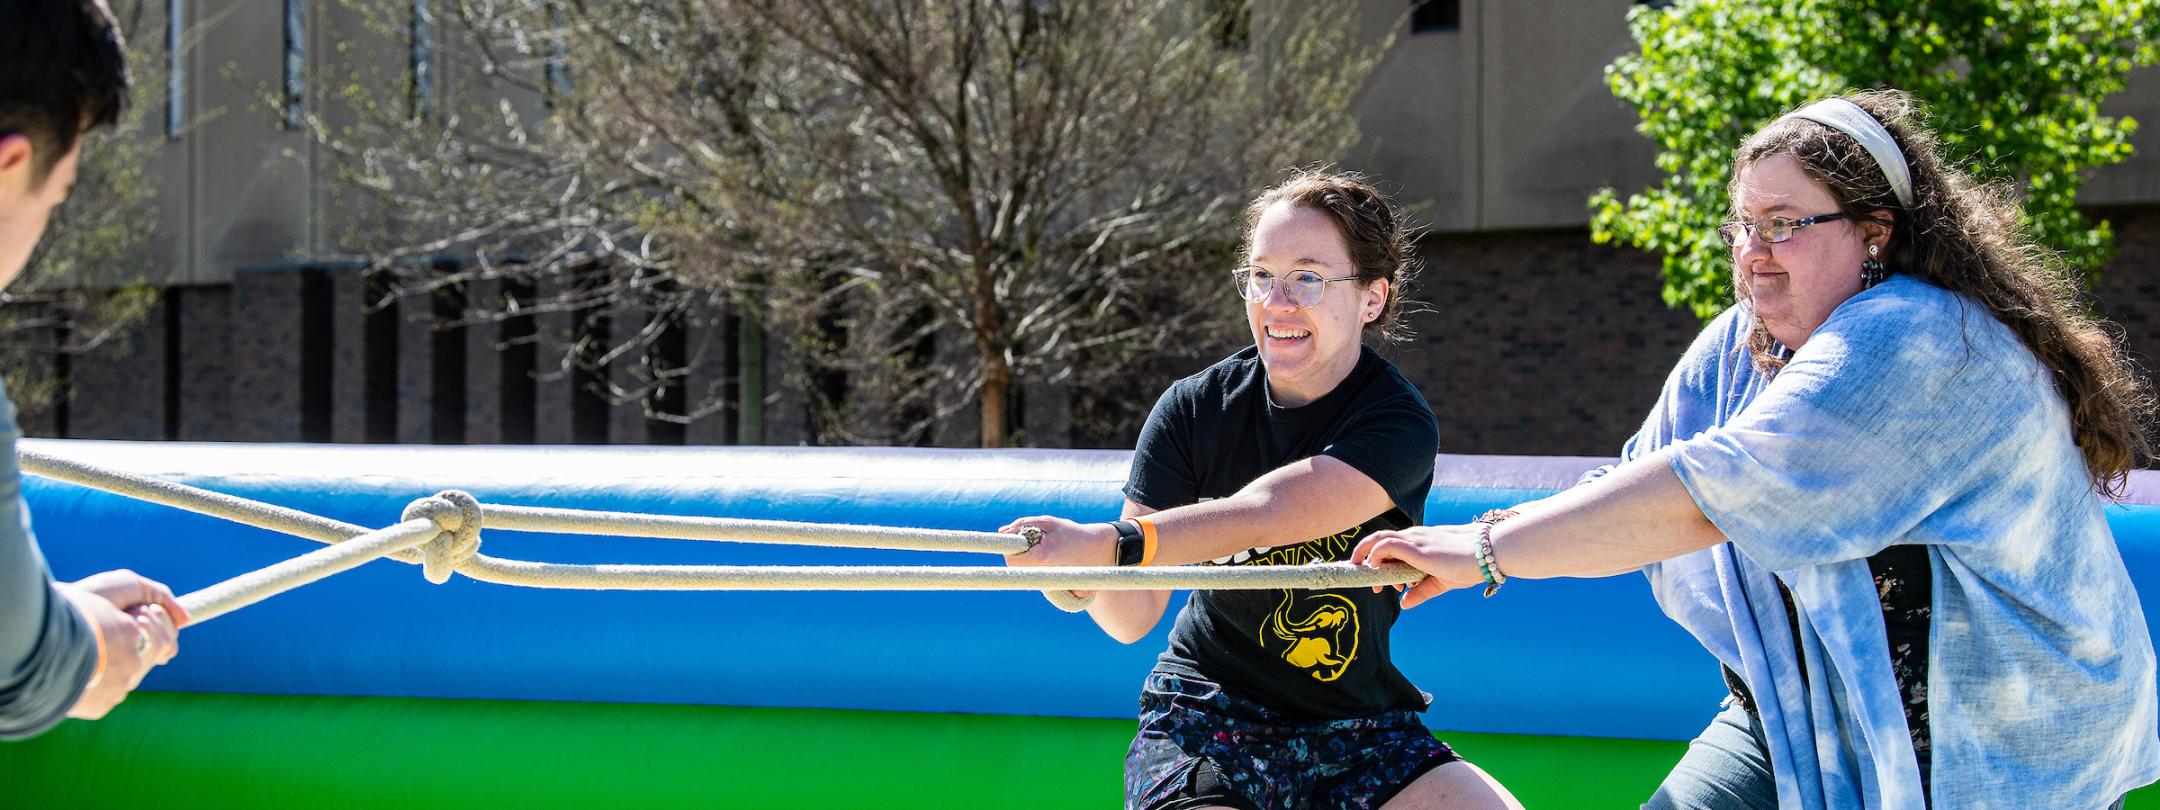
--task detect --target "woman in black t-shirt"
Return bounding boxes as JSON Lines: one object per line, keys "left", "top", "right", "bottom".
{"left": 1003, "top": 171, "right": 1521, "bottom": 810}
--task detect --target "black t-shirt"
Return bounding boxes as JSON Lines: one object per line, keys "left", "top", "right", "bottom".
{"left": 1125, "top": 345, "right": 1440, "bottom": 721}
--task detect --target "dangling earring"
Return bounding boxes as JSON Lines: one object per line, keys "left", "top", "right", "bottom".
{"left": 1860, "top": 244, "right": 1888, "bottom": 289}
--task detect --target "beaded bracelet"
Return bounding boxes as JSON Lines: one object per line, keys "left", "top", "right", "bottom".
{"left": 1473, "top": 522, "right": 1505, "bottom": 597}
{"left": 1472, "top": 509, "right": 1517, "bottom": 598}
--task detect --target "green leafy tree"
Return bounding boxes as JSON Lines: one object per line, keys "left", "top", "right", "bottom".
{"left": 1590, "top": 0, "right": 2160, "bottom": 320}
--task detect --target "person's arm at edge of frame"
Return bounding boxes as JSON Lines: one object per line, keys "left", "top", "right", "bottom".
{"left": 1353, "top": 449, "right": 1724, "bottom": 608}
{"left": 0, "top": 492, "right": 186, "bottom": 733}
{"left": 0, "top": 532, "right": 96, "bottom": 737}
{"left": 0, "top": 397, "right": 187, "bottom": 732}
{"left": 1005, "top": 455, "right": 1398, "bottom": 642}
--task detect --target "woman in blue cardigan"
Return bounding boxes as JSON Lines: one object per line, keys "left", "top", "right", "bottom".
{"left": 1357, "top": 91, "right": 2160, "bottom": 809}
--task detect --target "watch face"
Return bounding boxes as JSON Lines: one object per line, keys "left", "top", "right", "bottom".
{"left": 1115, "top": 521, "right": 1147, "bottom": 566}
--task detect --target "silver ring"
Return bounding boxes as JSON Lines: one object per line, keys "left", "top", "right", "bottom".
{"left": 132, "top": 627, "right": 151, "bottom": 656}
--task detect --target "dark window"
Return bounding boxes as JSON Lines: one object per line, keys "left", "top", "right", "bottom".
{"left": 167, "top": 0, "right": 184, "bottom": 138}
{"left": 544, "top": 2, "right": 569, "bottom": 106}
{"left": 1410, "top": 0, "right": 1460, "bottom": 33}
{"left": 51, "top": 317, "right": 70, "bottom": 439}
{"left": 718, "top": 307, "right": 744, "bottom": 444}
{"left": 299, "top": 269, "right": 333, "bottom": 441}
{"left": 500, "top": 280, "right": 538, "bottom": 444}
{"left": 647, "top": 306, "right": 687, "bottom": 446}
{"left": 162, "top": 291, "right": 182, "bottom": 438}
{"left": 429, "top": 266, "right": 466, "bottom": 445}
{"left": 411, "top": 0, "right": 434, "bottom": 120}
{"left": 805, "top": 307, "right": 846, "bottom": 445}
{"left": 364, "top": 276, "right": 400, "bottom": 443}
{"left": 282, "top": 0, "right": 303, "bottom": 129}
{"left": 571, "top": 302, "right": 609, "bottom": 445}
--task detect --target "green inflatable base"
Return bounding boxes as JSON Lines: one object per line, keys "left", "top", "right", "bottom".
{"left": 3, "top": 691, "right": 2153, "bottom": 807}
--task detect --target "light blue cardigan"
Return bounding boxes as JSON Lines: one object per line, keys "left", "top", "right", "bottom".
{"left": 1615, "top": 275, "right": 2160, "bottom": 808}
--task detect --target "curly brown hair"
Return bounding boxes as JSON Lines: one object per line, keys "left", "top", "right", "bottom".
{"left": 1732, "top": 89, "right": 2156, "bottom": 492}
{"left": 1239, "top": 168, "right": 1421, "bottom": 344}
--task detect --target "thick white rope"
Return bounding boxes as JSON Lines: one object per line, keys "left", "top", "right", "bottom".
{"left": 479, "top": 504, "right": 1082, "bottom": 610}
{"left": 480, "top": 504, "right": 1033, "bottom": 554}
{"left": 18, "top": 448, "right": 1426, "bottom": 623}
{"left": 178, "top": 519, "right": 444, "bottom": 623}
{"left": 21, "top": 449, "right": 414, "bottom": 557}
{"left": 439, "top": 557, "right": 1417, "bottom": 592}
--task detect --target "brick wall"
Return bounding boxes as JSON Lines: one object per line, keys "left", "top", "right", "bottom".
{"left": 2094, "top": 206, "right": 2160, "bottom": 383}
{"left": 1390, "top": 229, "right": 1701, "bottom": 457}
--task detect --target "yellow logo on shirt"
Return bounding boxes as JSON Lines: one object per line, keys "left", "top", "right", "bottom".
{"left": 1261, "top": 590, "right": 1359, "bottom": 681}
{"left": 1232, "top": 527, "right": 1364, "bottom": 682}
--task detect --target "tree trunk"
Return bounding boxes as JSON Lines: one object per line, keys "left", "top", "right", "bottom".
{"left": 974, "top": 298, "right": 1009, "bottom": 448}
{"left": 980, "top": 351, "right": 1010, "bottom": 448}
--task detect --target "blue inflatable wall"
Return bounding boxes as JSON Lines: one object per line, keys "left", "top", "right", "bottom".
{"left": 21, "top": 440, "right": 2160, "bottom": 746}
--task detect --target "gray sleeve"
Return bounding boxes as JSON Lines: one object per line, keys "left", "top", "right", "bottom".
{"left": 0, "top": 385, "right": 96, "bottom": 740}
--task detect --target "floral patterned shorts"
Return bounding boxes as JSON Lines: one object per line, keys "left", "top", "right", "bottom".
{"left": 1125, "top": 672, "right": 1461, "bottom": 810}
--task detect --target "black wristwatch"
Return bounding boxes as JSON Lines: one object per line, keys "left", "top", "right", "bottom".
{"left": 1111, "top": 519, "right": 1147, "bottom": 566}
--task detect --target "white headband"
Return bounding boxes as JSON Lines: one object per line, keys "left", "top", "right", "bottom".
{"left": 1781, "top": 98, "right": 1915, "bottom": 208}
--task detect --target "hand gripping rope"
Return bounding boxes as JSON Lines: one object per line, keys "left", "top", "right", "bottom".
{"left": 17, "top": 448, "right": 1425, "bottom": 623}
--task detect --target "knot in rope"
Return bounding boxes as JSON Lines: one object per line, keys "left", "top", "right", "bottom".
{"left": 403, "top": 490, "right": 482, "bottom": 584}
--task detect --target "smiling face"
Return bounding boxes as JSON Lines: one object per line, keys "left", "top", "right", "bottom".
{"left": 1730, "top": 152, "right": 1889, "bottom": 350}
{"left": 1244, "top": 201, "right": 1387, "bottom": 407}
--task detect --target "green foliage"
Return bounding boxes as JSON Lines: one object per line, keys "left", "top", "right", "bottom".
{"left": 1590, "top": 0, "right": 2160, "bottom": 320}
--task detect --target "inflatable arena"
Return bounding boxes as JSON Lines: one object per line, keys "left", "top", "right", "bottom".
{"left": 6, "top": 441, "right": 2157, "bottom": 807}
